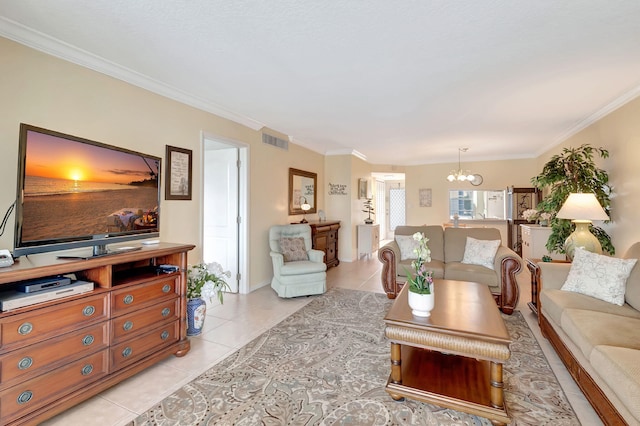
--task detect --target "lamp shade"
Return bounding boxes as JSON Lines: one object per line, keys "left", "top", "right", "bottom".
{"left": 556, "top": 193, "right": 609, "bottom": 221}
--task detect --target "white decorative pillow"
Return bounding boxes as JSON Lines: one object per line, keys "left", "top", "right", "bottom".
{"left": 461, "top": 237, "right": 500, "bottom": 270}
{"left": 395, "top": 235, "right": 420, "bottom": 260}
{"left": 561, "top": 248, "right": 638, "bottom": 306}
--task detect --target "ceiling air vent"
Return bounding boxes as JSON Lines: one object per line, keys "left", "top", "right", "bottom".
{"left": 262, "top": 133, "right": 288, "bottom": 150}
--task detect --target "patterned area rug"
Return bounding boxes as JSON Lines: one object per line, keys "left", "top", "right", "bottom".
{"left": 133, "top": 288, "right": 578, "bottom": 425}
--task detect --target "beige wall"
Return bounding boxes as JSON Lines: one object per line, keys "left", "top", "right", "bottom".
{"left": 254, "top": 135, "right": 326, "bottom": 287}
{"left": 0, "top": 37, "right": 322, "bottom": 292}
{"left": 349, "top": 156, "right": 374, "bottom": 259}
{"left": 324, "top": 154, "right": 373, "bottom": 261}
{"left": 535, "top": 96, "right": 640, "bottom": 256}
{"left": 4, "top": 34, "right": 639, "bottom": 292}
{"left": 404, "top": 159, "right": 538, "bottom": 227}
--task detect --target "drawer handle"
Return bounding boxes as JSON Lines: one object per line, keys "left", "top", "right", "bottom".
{"left": 83, "top": 305, "right": 96, "bottom": 316}
{"left": 18, "top": 357, "right": 33, "bottom": 370}
{"left": 81, "top": 364, "right": 94, "bottom": 376}
{"left": 162, "top": 284, "right": 171, "bottom": 293}
{"left": 123, "top": 295, "right": 134, "bottom": 305}
{"left": 122, "top": 347, "right": 132, "bottom": 358}
{"left": 82, "top": 335, "right": 95, "bottom": 346}
{"left": 18, "top": 322, "right": 33, "bottom": 335}
{"left": 123, "top": 321, "right": 134, "bottom": 331}
{"left": 160, "top": 330, "right": 169, "bottom": 340}
{"left": 17, "top": 390, "right": 33, "bottom": 404}
{"left": 161, "top": 307, "right": 171, "bottom": 317}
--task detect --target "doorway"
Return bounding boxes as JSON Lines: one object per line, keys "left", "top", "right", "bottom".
{"left": 202, "top": 135, "right": 249, "bottom": 294}
{"left": 372, "top": 172, "right": 405, "bottom": 240}
{"left": 389, "top": 186, "right": 406, "bottom": 233}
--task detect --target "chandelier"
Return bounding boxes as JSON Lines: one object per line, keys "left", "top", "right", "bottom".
{"left": 447, "top": 147, "right": 475, "bottom": 182}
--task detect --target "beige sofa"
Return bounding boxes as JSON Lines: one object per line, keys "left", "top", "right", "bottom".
{"left": 378, "top": 225, "right": 523, "bottom": 314}
{"left": 538, "top": 242, "right": 640, "bottom": 425}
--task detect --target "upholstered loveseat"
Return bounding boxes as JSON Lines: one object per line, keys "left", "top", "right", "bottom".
{"left": 378, "top": 225, "right": 522, "bottom": 314}
{"left": 538, "top": 243, "right": 640, "bottom": 425}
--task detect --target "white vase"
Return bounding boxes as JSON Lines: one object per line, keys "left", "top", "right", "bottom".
{"left": 408, "top": 289, "right": 435, "bottom": 317}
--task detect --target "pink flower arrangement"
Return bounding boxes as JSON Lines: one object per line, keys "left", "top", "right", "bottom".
{"left": 405, "top": 232, "right": 434, "bottom": 294}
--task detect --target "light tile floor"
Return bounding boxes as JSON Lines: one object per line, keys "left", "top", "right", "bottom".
{"left": 43, "top": 256, "right": 602, "bottom": 426}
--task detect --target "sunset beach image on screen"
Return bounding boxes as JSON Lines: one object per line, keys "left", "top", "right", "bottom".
{"left": 15, "top": 125, "right": 160, "bottom": 252}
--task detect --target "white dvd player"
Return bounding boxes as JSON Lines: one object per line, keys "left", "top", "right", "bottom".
{"left": 0, "top": 280, "right": 94, "bottom": 311}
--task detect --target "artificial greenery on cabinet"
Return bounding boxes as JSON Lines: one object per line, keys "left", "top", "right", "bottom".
{"left": 530, "top": 144, "right": 614, "bottom": 255}
{"left": 362, "top": 198, "right": 375, "bottom": 224}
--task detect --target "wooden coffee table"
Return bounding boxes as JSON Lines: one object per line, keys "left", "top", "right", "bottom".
{"left": 384, "top": 279, "right": 511, "bottom": 425}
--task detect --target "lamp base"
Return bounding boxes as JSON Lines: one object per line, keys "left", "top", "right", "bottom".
{"left": 564, "top": 220, "right": 602, "bottom": 260}
{"left": 300, "top": 218, "right": 308, "bottom": 224}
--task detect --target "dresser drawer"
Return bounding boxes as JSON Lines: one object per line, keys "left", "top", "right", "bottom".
{"left": 0, "top": 350, "right": 109, "bottom": 424}
{"left": 110, "top": 320, "right": 179, "bottom": 371}
{"left": 0, "top": 322, "right": 109, "bottom": 390}
{"left": 111, "top": 298, "right": 179, "bottom": 344}
{"left": 0, "top": 293, "right": 108, "bottom": 353}
{"left": 111, "top": 276, "right": 178, "bottom": 316}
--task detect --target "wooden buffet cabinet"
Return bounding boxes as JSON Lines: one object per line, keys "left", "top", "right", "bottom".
{"left": 309, "top": 221, "right": 340, "bottom": 268}
{"left": 0, "top": 242, "right": 194, "bottom": 425}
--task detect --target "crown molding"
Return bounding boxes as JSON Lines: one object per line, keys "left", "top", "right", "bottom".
{"left": 541, "top": 83, "right": 640, "bottom": 155}
{"left": 325, "top": 149, "right": 367, "bottom": 161}
{"left": 0, "top": 17, "right": 265, "bottom": 131}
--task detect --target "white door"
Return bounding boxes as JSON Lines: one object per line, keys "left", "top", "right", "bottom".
{"left": 203, "top": 142, "right": 239, "bottom": 293}
{"left": 389, "top": 187, "right": 406, "bottom": 232}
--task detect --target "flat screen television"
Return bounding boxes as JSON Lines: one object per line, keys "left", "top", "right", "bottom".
{"left": 13, "top": 124, "right": 161, "bottom": 258}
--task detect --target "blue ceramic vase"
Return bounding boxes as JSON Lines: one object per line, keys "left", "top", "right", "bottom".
{"left": 186, "top": 298, "right": 207, "bottom": 336}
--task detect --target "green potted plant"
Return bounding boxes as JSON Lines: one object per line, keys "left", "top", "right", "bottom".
{"left": 186, "top": 262, "right": 231, "bottom": 336}
{"left": 530, "top": 144, "right": 614, "bottom": 255}
{"left": 404, "top": 232, "right": 435, "bottom": 317}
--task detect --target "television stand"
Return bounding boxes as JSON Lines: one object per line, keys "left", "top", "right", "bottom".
{"left": 57, "top": 245, "right": 142, "bottom": 260}
{"left": 0, "top": 242, "right": 194, "bottom": 425}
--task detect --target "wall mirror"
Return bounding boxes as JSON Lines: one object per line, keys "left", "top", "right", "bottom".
{"left": 449, "top": 189, "right": 506, "bottom": 220}
{"left": 289, "top": 168, "right": 317, "bottom": 215}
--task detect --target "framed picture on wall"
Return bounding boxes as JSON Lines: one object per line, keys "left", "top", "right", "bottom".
{"left": 165, "top": 145, "right": 193, "bottom": 200}
{"left": 358, "top": 178, "right": 368, "bottom": 199}
{"left": 419, "top": 188, "right": 432, "bottom": 207}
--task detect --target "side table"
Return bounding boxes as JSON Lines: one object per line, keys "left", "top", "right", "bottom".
{"left": 357, "top": 224, "right": 380, "bottom": 259}
{"left": 526, "top": 258, "right": 570, "bottom": 316}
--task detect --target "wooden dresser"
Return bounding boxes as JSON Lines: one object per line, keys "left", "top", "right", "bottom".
{"left": 309, "top": 221, "right": 340, "bottom": 268}
{"left": 0, "top": 242, "right": 194, "bottom": 425}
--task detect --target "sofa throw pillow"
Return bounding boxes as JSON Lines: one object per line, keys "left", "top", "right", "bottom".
{"left": 279, "top": 237, "right": 308, "bottom": 262}
{"left": 561, "top": 247, "right": 638, "bottom": 306}
{"left": 461, "top": 237, "right": 500, "bottom": 270}
{"left": 395, "top": 235, "right": 420, "bottom": 260}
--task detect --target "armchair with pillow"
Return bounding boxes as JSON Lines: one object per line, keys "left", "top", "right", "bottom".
{"left": 378, "top": 225, "right": 523, "bottom": 314}
{"left": 538, "top": 244, "right": 640, "bottom": 425}
{"left": 269, "top": 224, "right": 327, "bottom": 298}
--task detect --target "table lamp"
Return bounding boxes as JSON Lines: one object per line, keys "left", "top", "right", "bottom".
{"left": 300, "top": 197, "right": 311, "bottom": 223}
{"left": 556, "top": 193, "right": 609, "bottom": 260}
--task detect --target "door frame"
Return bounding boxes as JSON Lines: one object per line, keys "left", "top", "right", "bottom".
{"left": 200, "top": 131, "right": 249, "bottom": 294}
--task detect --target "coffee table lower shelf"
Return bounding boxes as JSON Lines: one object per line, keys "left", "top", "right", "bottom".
{"left": 385, "top": 345, "right": 510, "bottom": 425}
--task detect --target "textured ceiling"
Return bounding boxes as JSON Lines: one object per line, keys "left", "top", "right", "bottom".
{"left": 2, "top": 1, "right": 640, "bottom": 165}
